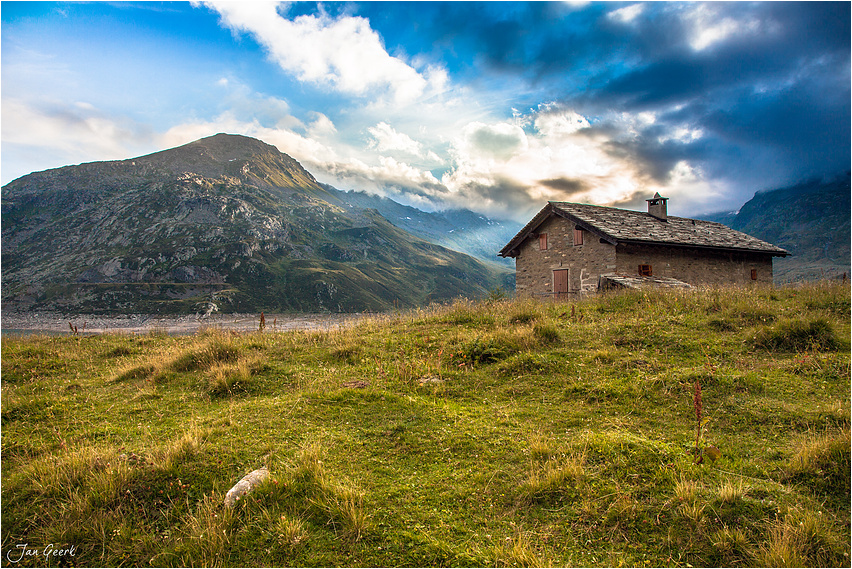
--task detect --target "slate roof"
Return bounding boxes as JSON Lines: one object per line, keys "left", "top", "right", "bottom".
{"left": 499, "top": 201, "right": 790, "bottom": 258}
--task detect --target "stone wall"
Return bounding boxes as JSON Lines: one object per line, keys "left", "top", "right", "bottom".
{"left": 615, "top": 244, "right": 775, "bottom": 286}
{"left": 513, "top": 215, "right": 777, "bottom": 296}
{"left": 514, "top": 216, "right": 616, "bottom": 297}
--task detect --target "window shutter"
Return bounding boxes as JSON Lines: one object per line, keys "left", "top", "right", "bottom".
{"left": 638, "top": 264, "right": 652, "bottom": 277}
{"left": 539, "top": 233, "right": 548, "bottom": 250}
{"left": 574, "top": 228, "right": 584, "bottom": 246}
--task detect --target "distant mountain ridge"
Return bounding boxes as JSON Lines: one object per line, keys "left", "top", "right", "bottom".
{"left": 322, "top": 187, "right": 522, "bottom": 269}
{"left": 699, "top": 172, "right": 850, "bottom": 282}
{"left": 1, "top": 134, "right": 511, "bottom": 314}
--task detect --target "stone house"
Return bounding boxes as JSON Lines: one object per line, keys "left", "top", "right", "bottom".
{"left": 498, "top": 194, "right": 789, "bottom": 298}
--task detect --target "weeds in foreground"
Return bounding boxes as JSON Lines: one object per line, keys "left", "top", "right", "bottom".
{"left": 711, "top": 526, "right": 752, "bottom": 565}
{"left": 693, "top": 377, "right": 704, "bottom": 464}
{"left": 517, "top": 453, "right": 586, "bottom": 506}
{"left": 489, "top": 531, "right": 546, "bottom": 567}
{"left": 287, "top": 441, "right": 371, "bottom": 543}
{"left": 173, "top": 494, "right": 236, "bottom": 566}
{"left": 756, "top": 508, "right": 845, "bottom": 567}
{"left": 785, "top": 425, "right": 851, "bottom": 507}
{"left": 1, "top": 282, "right": 849, "bottom": 567}
{"left": 753, "top": 317, "right": 839, "bottom": 351}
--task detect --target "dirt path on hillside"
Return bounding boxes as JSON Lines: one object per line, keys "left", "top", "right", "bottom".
{"left": 1, "top": 312, "right": 373, "bottom": 336}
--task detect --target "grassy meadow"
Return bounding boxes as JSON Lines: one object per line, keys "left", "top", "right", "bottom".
{"left": 1, "top": 282, "right": 850, "bottom": 567}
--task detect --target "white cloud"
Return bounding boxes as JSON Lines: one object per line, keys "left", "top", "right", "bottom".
{"left": 160, "top": 112, "right": 341, "bottom": 167}
{"left": 437, "top": 107, "right": 723, "bottom": 219}
{"left": 662, "top": 125, "right": 704, "bottom": 144}
{"left": 158, "top": 112, "right": 451, "bottom": 207}
{"left": 199, "top": 1, "right": 440, "bottom": 104}
{"left": 2, "top": 99, "right": 137, "bottom": 157}
{"left": 455, "top": 122, "right": 528, "bottom": 162}
{"left": 1, "top": 98, "right": 155, "bottom": 182}
{"left": 0, "top": 93, "right": 344, "bottom": 184}
{"left": 608, "top": 3, "right": 645, "bottom": 25}
{"left": 2, "top": 95, "right": 721, "bottom": 222}
{"left": 306, "top": 113, "right": 337, "bottom": 138}
{"left": 533, "top": 109, "right": 590, "bottom": 138}
{"left": 367, "top": 122, "right": 424, "bottom": 157}
{"left": 684, "top": 4, "right": 764, "bottom": 52}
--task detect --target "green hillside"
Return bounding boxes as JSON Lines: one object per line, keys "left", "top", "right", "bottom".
{"left": 1, "top": 134, "right": 510, "bottom": 314}
{"left": 700, "top": 173, "right": 851, "bottom": 283}
{"left": 2, "top": 283, "right": 849, "bottom": 567}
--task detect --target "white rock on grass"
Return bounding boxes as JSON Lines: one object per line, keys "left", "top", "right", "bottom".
{"left": 224, "top": 467, "right": 270, "bottom": 508}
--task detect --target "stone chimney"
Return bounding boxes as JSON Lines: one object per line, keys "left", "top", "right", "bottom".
{"left": 647, "top": 192, "right": 668, "bottom": 221}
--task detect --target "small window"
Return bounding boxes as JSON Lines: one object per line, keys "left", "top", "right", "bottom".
{"left": 751, "top": 269, "right": 758, "bottom": 281}
{"left": 539, "top": 233, "right": 548, "bottom": 250}
{"left": 573, "top": 227, "right": 584, "bottom": 246}
{"left": 638, "top": 264, "right": 653, "bottom": 277}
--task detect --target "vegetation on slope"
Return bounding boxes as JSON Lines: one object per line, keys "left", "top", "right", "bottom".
{"left": 1, "top": 134, "right": 510, "bottom": 314}
{"left": 700, "top": 172, "right": 851, "bottom": 283}
{"left": 1, "top": 282, "right": 849, "bottom": 567}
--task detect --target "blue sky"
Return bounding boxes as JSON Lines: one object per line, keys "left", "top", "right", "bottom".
{"left": 2, "top": 1, "right": 849, "bottom": 221}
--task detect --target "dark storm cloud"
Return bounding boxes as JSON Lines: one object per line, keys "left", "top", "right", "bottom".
{"left": 701, "top": 75, "right": 851, "bottom": 176}
{"left": 380, "top": 2, "right": 849, "bottom": 200}
{"left": 452, "top": 176, "right": 541, "bottom": 219}
{"left": 609, "top": 190, "right": 655, "bottom": 212}
{"left": 587, "top": 4, "right": 850, "bottom": 111}
{"left": 538, "top": 177, "right": 590, "bottom": 196}
{"left": 353, "top": 2, "right": 615, "bottom": 81}
{"left": 580, "top": 2, "right": 851, "bottom": 192}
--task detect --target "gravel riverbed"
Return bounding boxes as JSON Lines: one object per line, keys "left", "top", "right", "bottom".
{"left": 1, "top": 311, "right": 372, "bottom": 335}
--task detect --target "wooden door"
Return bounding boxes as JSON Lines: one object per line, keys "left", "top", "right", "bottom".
{"left": 553, "top": 269, "right": 568, "bottom": 299}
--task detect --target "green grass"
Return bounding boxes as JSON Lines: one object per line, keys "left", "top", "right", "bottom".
{"left": 1, "top": 282, "right": 850, "bottom": 567}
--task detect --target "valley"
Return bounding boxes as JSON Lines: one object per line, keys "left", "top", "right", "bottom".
{"left": 2, "top": 134, "right": 847, "bottom": 320}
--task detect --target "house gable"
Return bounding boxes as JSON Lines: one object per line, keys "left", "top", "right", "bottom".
{"left": 511, "top": 214, "right": 617, "bottom": 297}
{"left": 498, "top": 203, "right": 616, "bottom": 258}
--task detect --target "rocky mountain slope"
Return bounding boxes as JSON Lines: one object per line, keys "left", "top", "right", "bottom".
{"left": 700, "top": 173, "right": 850, "bottom": 283}
{"left": 1, "top": 134, "right": 511, "bottom": 314}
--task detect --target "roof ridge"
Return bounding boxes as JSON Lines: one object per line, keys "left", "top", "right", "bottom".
{"left": 500, "top": 200, "right": 789, "bottom": 258}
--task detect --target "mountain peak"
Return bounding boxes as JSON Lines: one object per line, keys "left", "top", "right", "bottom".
{"left": 169, "top": 133, "right": 279, "bottom": 163}
{"left": 135, "top": 133, "right": 282, "bottom": 174}
{"left": 120, "top": 133, "right": 321, "bottom": 191}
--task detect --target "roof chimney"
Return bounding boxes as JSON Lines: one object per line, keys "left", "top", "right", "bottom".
{"left": 647, "top": 192, "right": 668, "bottom": 221}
